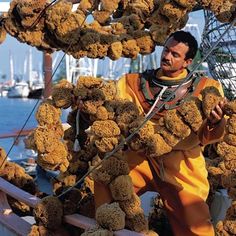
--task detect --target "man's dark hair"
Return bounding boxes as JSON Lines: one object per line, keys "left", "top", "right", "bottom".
{"left": 168, "top": 31, "right": 198, "bottom": 60}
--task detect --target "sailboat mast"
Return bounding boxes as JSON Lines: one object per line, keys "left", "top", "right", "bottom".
{"left": 28, "top": 48, "right": 33, "bottom": 88}
{"left": 9, "top": 51, "right": 14, "bottom": 86}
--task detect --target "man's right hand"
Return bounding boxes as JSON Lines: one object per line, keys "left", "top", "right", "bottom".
{"left": 207, "top": 98, "right": 227, "bottom": 127}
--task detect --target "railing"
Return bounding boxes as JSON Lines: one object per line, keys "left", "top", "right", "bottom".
{"left": 0, "top": 177, "right": 144, "bottom": 236}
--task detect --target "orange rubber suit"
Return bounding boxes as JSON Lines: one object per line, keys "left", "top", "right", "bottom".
{"left": 94, "top": 69, "right": 226, "bottom": 236}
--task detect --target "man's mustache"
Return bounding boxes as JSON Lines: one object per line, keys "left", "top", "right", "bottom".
{"left": 161, "top": 59, "right": 171, "bottom": 66}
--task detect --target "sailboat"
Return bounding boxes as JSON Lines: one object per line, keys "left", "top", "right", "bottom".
{"left": 7, "top": 81, "right": 30, "bottom": 98}
{"left": 7, "top": 49, "right": 44, "bottom": 99}
{"left": 27, "top": 49, "right": 44, "bottom": 99}
{"left": 7, "top": 52, "right": 30, "bottom": 98}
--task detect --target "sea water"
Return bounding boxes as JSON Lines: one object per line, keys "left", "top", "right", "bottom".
{"left": 0, "top": 97, "right": 69, "bottom": 160}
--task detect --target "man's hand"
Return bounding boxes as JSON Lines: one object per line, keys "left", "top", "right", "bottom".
{"left": 72, "top": 95, "right": 84, "bottom": 110}
{"left": 208, "top": 98, "right": 227, "bottom": 126}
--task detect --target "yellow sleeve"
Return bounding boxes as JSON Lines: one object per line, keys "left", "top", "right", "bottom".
{"left": 116, "top": 75, "right": 144, "bottom": 114}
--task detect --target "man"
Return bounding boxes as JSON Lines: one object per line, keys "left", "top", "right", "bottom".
{"left": 95, "top": 31, "right": 226, "bottom": 236}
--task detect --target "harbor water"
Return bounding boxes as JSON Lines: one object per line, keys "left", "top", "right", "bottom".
{"left": 0, "top": 97, "right": 69, "bottom": 160}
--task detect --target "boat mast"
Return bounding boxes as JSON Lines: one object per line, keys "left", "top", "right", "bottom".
{"left": 28, "top": 48, "right": 33, "bottom": 88}
{"left": 9, "top": 51, "right": 14, "bottom": 86}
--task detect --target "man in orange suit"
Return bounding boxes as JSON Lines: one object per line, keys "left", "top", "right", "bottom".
{"left": 95, "top": 31, "right": 226, "bottom": 236}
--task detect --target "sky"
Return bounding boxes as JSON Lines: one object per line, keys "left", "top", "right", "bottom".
{"left": 0, "top": 4, "right": 205, "bottom": 82}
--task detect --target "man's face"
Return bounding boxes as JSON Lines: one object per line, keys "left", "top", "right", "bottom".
{"left": 160, "top": 36, "right": 193, "bottom": 77}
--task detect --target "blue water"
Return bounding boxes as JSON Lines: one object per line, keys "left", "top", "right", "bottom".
{"left": 0, "top": 97, "right": 69, "bottom": 160}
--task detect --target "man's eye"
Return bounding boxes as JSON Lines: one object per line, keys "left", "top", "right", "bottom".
{"left": 173, "top": 53, "right": 179, "bottom": 58}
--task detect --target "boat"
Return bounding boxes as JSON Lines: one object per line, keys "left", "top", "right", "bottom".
{"left": 7, "top": 81, "right": 30, "bottom": 98}
{"left": 27, "top": 50, "right": 44, "bottom": 99}
{"left": 0, "top": 84, "right": 10, "bottom": 97}
{"left": 27, "top": 70, "right": 44, "bottom": 99}
{"left": 7, "top": 49, "right": 44, "bottom": 99}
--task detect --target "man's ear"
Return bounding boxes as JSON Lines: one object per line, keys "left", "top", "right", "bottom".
{"left": 183, "top": 58, "right": 193, "bottom": 68}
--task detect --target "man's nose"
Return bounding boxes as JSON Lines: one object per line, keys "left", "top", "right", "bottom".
{"left": 164, "top": 51, "right": 171, "bottom": 60}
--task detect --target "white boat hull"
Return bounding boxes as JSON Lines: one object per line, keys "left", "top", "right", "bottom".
{"left": 8, "top": 83, "right": 30, "bottom": 98}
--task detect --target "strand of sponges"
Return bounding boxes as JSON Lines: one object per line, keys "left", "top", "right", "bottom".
{"left": 216, "top": 101, "right": 236, "bottom": 171}
{"left": 213, "top": 98, "right": 236, "bottom": 235}
{"left": 26, "top": 99, "right": 70, "bottom": 172}
{"left": 2, "top": 0, "right": 235, "bottom": 59}
{"left": 127, "top": 86, "right": 223, "bottom": 158}
{"left": 108, "top": 174, "right": 149, "bottom": 232}
{"left": 89, "top": 149, "right": 148, "bottom": 232}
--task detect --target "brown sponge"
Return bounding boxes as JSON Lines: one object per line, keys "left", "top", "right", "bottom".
{"left": 109, "top": 175, "right": 133, "bottom": 201}
{"left": 95, "top": 202, "right": 125, "bottom": 231}
{"left": 34, "top": 196, "right": 63, "bottom": 230}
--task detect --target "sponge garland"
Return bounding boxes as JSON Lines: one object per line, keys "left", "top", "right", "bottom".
{"left": 23, "top": 75, "right": 236, "bottom": 234}
{"left": 1, "top": 0, "right": 235, "bottom": 58}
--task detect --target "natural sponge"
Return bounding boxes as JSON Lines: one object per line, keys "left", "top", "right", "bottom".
{"left": 34, "top": 196, "right": 63, "bottom": 230}
{"left": 52, "top": 79, "right": 74, "bottom": 109}
{"left": 201, "top": 86, "right": 223, "bottom": 119}
{"left": 95, "top": 202, "right": 125, "bottom": 231}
